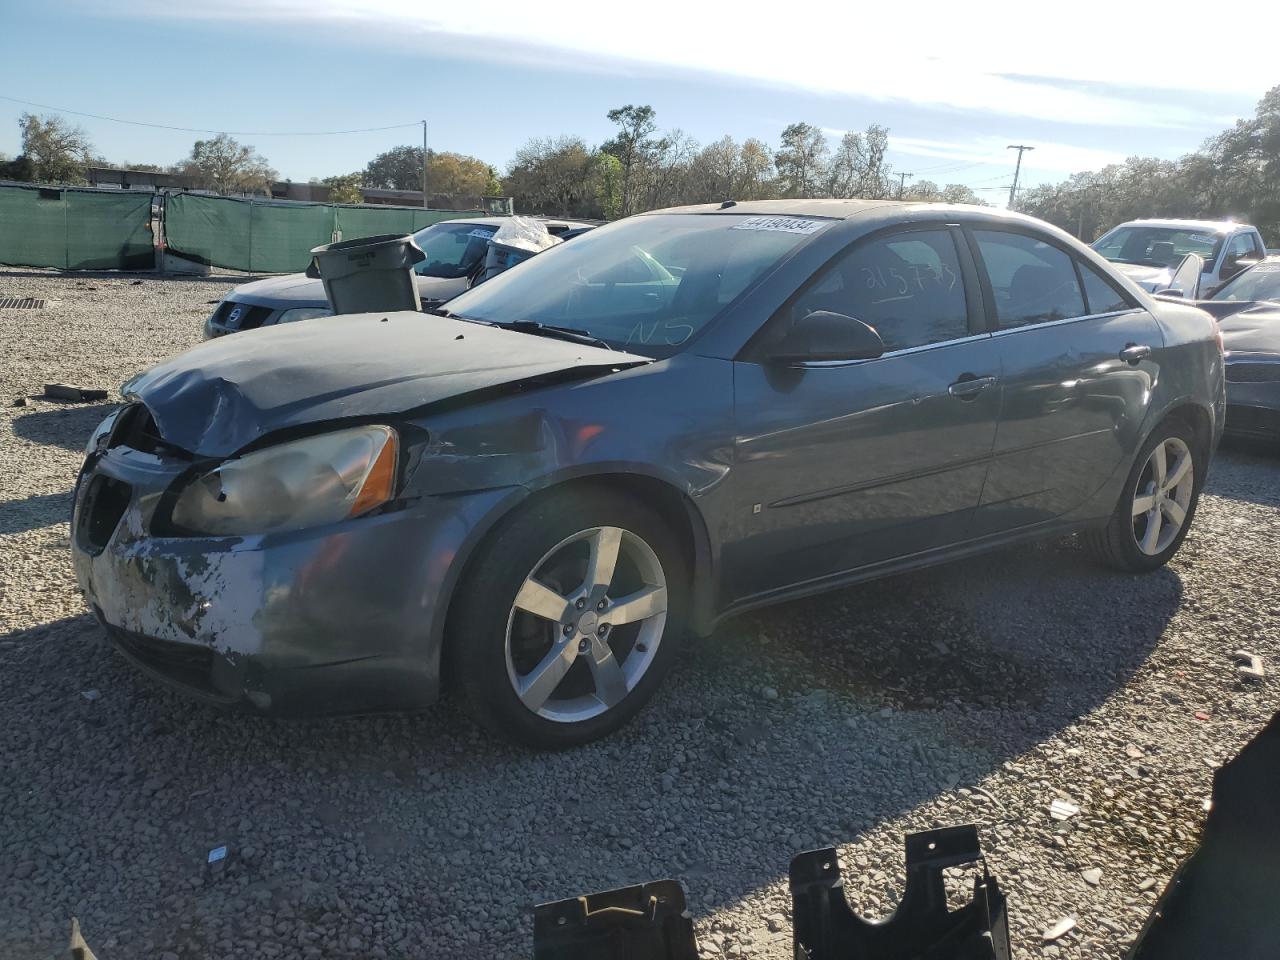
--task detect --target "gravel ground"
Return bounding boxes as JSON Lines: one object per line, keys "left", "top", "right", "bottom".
{"left": 2, "top": 265, "right": 1278, "bottom": 959}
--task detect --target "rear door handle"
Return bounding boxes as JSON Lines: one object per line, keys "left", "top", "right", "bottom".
{"left": 1120, "top": 343, "right": 1152, "bottom": 364}
{"left": 948, "top": 375, "right": 997, "bottom": 399}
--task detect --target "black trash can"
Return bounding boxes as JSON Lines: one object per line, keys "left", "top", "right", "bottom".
{"left": 305, "top": 233, "right": 426, "bottom": 315}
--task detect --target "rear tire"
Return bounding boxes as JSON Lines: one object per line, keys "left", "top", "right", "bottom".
{"left": 1084, "top": 418, "right": 1204, "bottom": 573}
{"left": 448, "top": 487, "right": 688, "bottom": 749}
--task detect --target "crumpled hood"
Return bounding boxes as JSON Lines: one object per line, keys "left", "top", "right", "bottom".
{"left": 1219, "top": 304, "right": 1280, "bottom": 358}
{"left": 226, "top": 272, "right": 466, "bottom": 308}
{"left": 124, "top": 312, "right": 648, "bottom": 457}
{"left": 1111, "top": 263, "right": 1173, "bottom": 291}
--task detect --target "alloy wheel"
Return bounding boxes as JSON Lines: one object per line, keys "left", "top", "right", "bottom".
{"left": 504, "top": 526, "right": 668, "bottom": 723}
{"left": 1131, "top": 436, "right": 1194, "bottom": 556}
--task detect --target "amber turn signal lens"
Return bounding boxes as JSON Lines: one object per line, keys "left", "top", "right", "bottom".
{"left": 350, "top": 431, "right": 398, "bottom": 517}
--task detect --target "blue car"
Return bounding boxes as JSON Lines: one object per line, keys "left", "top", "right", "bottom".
{"left": 74, "top": 200, "right": 1224, "bottom": 746}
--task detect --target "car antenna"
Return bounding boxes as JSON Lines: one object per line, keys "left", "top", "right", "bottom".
{"left": 720, "top": 199, "right": 736, "bottom": 209}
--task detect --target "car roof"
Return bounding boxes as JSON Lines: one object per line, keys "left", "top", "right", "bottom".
{"left": 640, "top": 198, "right": 1070, "bottom": 233}
{"left": 1106, "top": 218, "right": 1246, "bottom": 233}
{"left": 434, "top": 215, "right": 595, "bottom": 229}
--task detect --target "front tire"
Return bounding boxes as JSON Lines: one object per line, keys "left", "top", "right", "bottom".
{"left": 448, "top": 488, "right": 688, "bottom": 748}
{"left": 1085, "top": 418, "right": 1203, "bottom": 572}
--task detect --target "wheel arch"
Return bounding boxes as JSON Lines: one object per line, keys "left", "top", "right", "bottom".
{"left": 1147, "top": 397, "right": 1216, "bottom": 473}
{"left": 437, "top": 468, "right": 718, "bottom": 692}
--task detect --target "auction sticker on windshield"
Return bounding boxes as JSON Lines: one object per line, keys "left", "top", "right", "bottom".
{"left": 468, "top": 229, "right": 497, "bottom": 239}
{"left": 730, "top": 216, "right": 830, "bottom": 235}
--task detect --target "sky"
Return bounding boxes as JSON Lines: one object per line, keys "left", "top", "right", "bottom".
{"left": 1, "top": 0, "right": 1276, "bottom": 205}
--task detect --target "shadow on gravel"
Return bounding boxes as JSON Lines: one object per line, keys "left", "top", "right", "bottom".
{"left": 0, "top": 491, "right": 73, "bottom": 535}
{"left": 10, "top": 402, "right": 118, "bottom": 452}
{"left": 0, "top": 531, "right": 1186, "bottom": 958}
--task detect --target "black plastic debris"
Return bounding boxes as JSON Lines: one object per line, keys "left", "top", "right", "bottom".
{"left": 1128, "top": 710, "right": 1280, "bottom": 960}
{"left": 44, "top": 384, "right": 108, "bottom": 403}
{"left": 790, "top": 825, "right": 1010, "bottom": 960}
{"left": 534, "top": 879, "right": 698, "bottom": 960}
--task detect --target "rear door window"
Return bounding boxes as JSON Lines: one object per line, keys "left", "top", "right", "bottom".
{"left": 973, "top": 231, "right": 1087, "bottom": 329}
{"left": 1077, "top": 262, "right": 1133, "bottom": 315}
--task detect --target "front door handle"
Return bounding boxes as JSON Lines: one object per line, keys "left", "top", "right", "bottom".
{"left": 948, "top": 375, "right": 997, "bottom": 400}
{"left": 1120, "top": 343, "right": 1152, "bottom": 365}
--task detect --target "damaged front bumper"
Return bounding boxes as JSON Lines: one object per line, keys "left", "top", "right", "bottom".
{"left": 71, "top": 441, "right": 517, "bottom": 715}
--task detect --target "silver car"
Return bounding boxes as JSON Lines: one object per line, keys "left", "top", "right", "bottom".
{"left": 203, "top": 216, "right": 592, "bottom": 337}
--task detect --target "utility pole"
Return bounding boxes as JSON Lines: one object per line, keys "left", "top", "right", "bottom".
{"left": 1006, "top": 144, "right": 1035, "bottom": 209}
{"left": 421, "top": 120, "right": 428, "bottom": 209}
{"left": 897, "top": 172, "right": 914, "bottom": 199}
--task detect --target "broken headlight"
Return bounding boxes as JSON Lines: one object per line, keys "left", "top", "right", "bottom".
{"left": 84, "top": 409, "right": 122, "bottom": 457}
{"left": 277, "top": 307, "right": 333, "bottom": 325}
{"left": 170, "top": 425, "right": 398, "bottom": 536}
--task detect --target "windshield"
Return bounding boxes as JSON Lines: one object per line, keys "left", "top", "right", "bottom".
{"left": 1211, "top": 260, "right": 1280, "bottom": 303}
{"left": 441, "top": 213, "right": 829, "bottom": 357}
{"left": 411, "top": 222, "right": 497, "bottom": 279}
{"left": 1092, "top": 226, "right": 1223, "bottom": 268}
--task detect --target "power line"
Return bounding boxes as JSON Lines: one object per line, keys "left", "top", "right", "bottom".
{"left": 0, "top": 94, "right": 421, "bottom": 137}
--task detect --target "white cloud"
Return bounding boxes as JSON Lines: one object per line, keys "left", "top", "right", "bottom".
{"left": 126, "top": 0, "right": 1271, "bottom": 129}
{"left": 888, "top": 136, "right": 1129, "bottom": 176}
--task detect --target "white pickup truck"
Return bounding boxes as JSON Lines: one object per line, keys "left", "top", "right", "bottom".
{"left": 1092, "top": 218, "right": 1267, "bottom": 297}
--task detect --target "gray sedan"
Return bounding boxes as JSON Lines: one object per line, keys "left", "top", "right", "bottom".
{"left": 73, "top": 200, "right": 1224, "bottom": 747}
{"left": 203, "top": 216, "right": 591, "bottom": 337}
{"left": 1199, "top": 255, "right": 1280, "bottom": 441}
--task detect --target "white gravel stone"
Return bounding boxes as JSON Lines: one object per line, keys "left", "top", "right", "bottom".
{"left": 3, "top": 267, "right": 1279, "bottom": 958}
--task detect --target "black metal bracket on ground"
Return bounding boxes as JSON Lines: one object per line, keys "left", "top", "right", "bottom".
{"left": 789, "top": 825, "right": 1011, "bottom": 960}
{"left": 533, "top": 879, "right": 699, "bottom": 960}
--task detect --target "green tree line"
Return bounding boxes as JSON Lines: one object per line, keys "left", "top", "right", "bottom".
{"left": 501, "top": 107, "right": 988, "bottom": 219}
{"left": 1019, "top": 85, "right": 1280, "bottom": 244}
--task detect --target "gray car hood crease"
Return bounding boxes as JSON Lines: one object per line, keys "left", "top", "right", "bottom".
{"left": 125, "top": 312, "right": 650, "bottom": 457}
{"left": 1219, "top": 303, "right": 1280, "bottom": 357}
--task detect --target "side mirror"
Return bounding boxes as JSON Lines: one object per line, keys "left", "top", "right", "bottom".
{"left": 1163, "top": 253, "right": 1203, "bottom": 300}
{"left": 771, "top": 310, "right": 885, "bottom": 364}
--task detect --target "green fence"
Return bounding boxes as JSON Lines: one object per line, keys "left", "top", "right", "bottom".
{"left": 164, "top": 194, "right": 484, "bottom": 273}
{"left": 0, "top": 184, "right": 154, "bottom": 270}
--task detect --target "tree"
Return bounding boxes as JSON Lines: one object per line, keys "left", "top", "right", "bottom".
{"left": 588, "top": 151, "right": 623, "bottom": 219}
{"left": 774, "top": 122, "right": 829, "bottom": 197}
{"left": 363, "top": 144, "right": 423, "bottom": 190}
{"left": 484, "top": 166, "right": 503, "bottom": 197}
{"left": 901, "top": 180, "right": 988, "bottom": 205}
{"left": 1017, "top": 84, "right": 1280, "bottom": 243}
{"left": 180, "top": 134, "right": 276, "bottom": 194}
{"left": 18, "top": 112, "right": 93, "bottom": 184}
{"left": 363, "top": 146, "right": 494, "bottom": 197}
{"left": 602, "top": 104, "right": 658, "bottom": 216}
{"left": 736, "top": 138, "right": 777, "bottom": 200}
{"left": 641, "top": 129, "right": 698, "bottom": 211}
{"left": 0, "top": 154, "right": 35, "bottom": 182}
{"left": 323, "top": 172, "right": 364, "bottom": 204}
{"left": 428, "top": 152, "right": 492, "bottom": 197}
{"left": 504, "top": 136, "right": 600, "bottom": 217}
{"left": 684, "top": 135, "right": 742, "bottom": 203}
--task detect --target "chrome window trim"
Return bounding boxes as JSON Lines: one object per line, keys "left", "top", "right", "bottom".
{"left": 988, "top": 307, "right": 1144, "bottom": 338}
{"left": 791, "top": 332, "right": 992, "bottom": 368}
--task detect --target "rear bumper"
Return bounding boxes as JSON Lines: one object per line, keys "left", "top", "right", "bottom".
{"left": 72, "top": 443, "right": 521, "bottom": 715}
{"left": 1225, "top": 381, "right": 1280, "bottom": 440}
{"left": 1225, "top": 403, "right": 1280, "bottom": 440}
